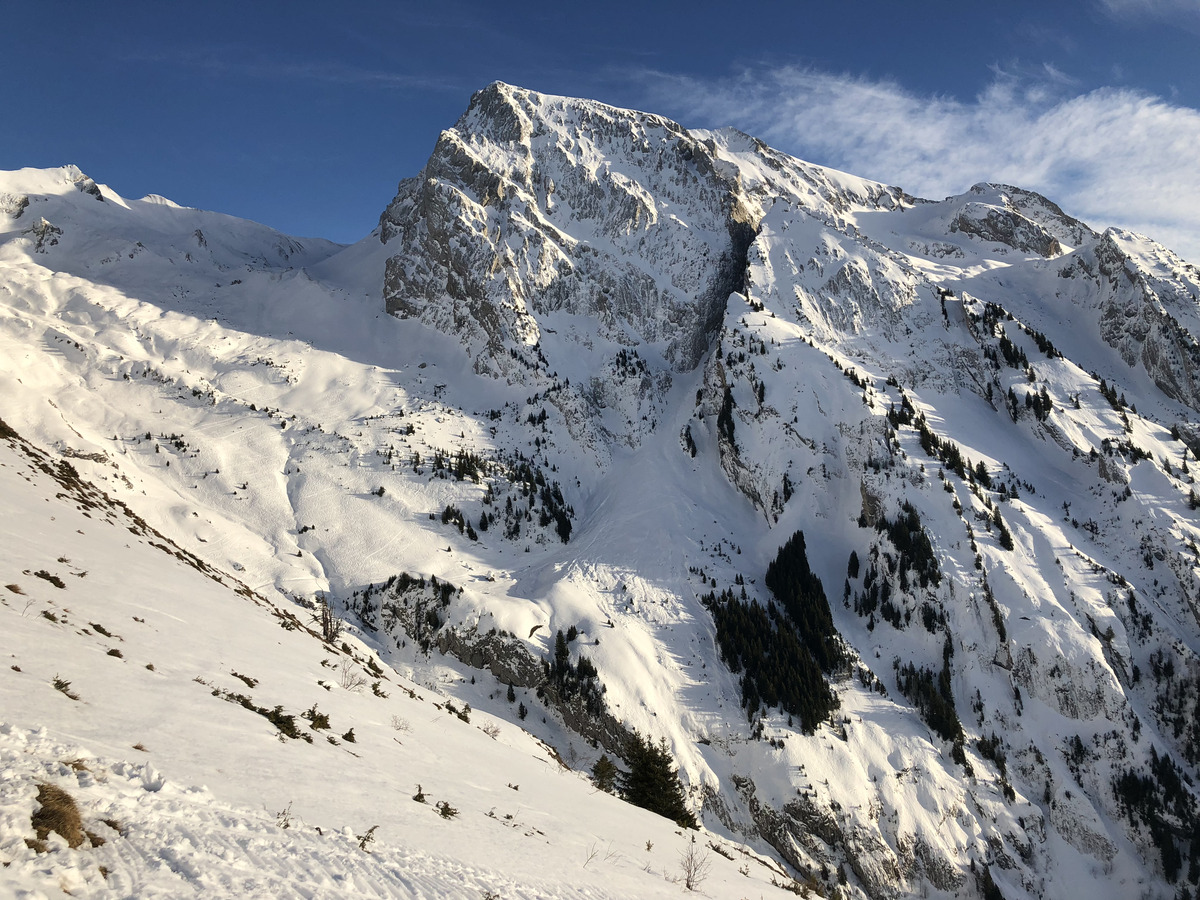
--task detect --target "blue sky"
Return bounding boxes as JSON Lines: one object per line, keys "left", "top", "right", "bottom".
{"left": 6, "top": 1, "right": 1199, "bottom": 258}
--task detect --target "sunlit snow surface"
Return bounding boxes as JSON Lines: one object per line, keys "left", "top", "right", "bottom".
{"left": 3, "top": 83, "right": 1200, "bottom": 900}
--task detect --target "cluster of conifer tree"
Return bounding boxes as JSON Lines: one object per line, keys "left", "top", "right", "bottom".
{"left": 591, "top": 734, "right": 695, "bottom": 828}
{"left": 478, "top": 455, "right": 574, "bottom": 543}
{"left": 887, "top": 394, "right": 972, "bottom": 482}
{"left": 894, "top": 638, "right": 968, "bottom": 769}
{"left": 704, "top": 531, "right": 843, "bottom": 732}
{"left": 717, "top": 385, "right": 736, "bottom": 447}
{"left": 1114, "top": 746, "right": 1200, "bottom": 885}
{"left": 764, "top": 531, "right": 846, "bottom": 672}
{"left": 347, "top": 572, "right": 458, "bottom": 654}
{"left": 705, "top": 587, "right": 836, "bottom": 731}
{"left": 1022, "top": 386, "right": 1054, "bottom": 422}
{"left": 543, "top": 628, "right": 605, "bottom": 718}
{"left": 874, "top": 502, "right": 941, "bottom": 590}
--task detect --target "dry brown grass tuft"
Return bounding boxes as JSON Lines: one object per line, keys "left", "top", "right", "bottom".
{"left": 31, "top": 782, "right": 85, "bottom": 849}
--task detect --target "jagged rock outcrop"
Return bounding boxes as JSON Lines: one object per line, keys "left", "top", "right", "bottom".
{"left": 0, "top": 192, "right": 29, "bottom": 218}
{"left": 950, "top": 202, "right": 1062, "bottom": 257}
{"left": 981, "top": 183, "right": 1096, "bottom": 249}
{"left": 72, "top": 172, "right": 104, "bottom": 201}
{"left": 1093, "top": 231, "right": 1200, "bottom": 409}
{"left": 380, "top": 82, "right": 760, "bottom": 381}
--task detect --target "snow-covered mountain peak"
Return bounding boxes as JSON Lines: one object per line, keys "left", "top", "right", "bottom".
{"left": 377, "top": 83, "right": 760, "bottom": 454}
{"left": 5, "top": 84, "right": 1200, "bottom": 900}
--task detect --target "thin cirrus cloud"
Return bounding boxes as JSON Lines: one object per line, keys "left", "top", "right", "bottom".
{"left": 642, "top": 66, "right": 1200, "bottom": 264}
{"left": 1098, "top": 0, "right": 1200, "bottom": 28}
{"left": 124, "top": 46, "right": 461, "bottom": 92}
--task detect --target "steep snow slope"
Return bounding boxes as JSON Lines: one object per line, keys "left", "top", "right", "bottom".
{"left": 0, "top": 422, "right": 784, "bottom": 899}
{"left": 3, "top": 83, "right": 1200, "bottom": 900}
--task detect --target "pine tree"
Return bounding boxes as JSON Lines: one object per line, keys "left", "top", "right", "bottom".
{"left": 974, "top": 460, "right": 992, "bottom": 488}
{"left": 994, "top": 508, "right": 1015, "bottom": 551}
{"left": 591, "top": 754, "right": 618, "bottom": 793}
{"left": 506, "top": 682, "right": 516, "bottom": 703}
{"left": 619, "top": 732, "right": 696, "bottom": 828}
{"left": 553, "top": 629, "right": 570, "bottom": 680}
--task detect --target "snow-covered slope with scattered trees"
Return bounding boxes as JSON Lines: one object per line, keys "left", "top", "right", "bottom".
{"left": 3, "top": 83, "right": 1200, "bottom": 899}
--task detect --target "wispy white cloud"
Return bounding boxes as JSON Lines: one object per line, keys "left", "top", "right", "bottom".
{"left": 1097, "top": 0, "right": 1200, "bottom": 29}
{"left": 123, "top": 46, "right": 462, "bottom": 93}
{"left": 641, "top": 67, "right": 1200, "bottom": 263}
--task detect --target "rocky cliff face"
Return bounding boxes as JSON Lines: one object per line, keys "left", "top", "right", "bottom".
{"left": 379, "top": 82, "right": 759, "bottom": 381}
{"left": 1090, "top": 231, "right": 1200, "bottom": 409}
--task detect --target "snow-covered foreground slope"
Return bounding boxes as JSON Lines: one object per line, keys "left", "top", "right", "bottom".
{"left": 0, "top": 424, "right": 785, "bottom": 899}
{"left": 3, "top": 84, "right": 1200, "bottom": 899}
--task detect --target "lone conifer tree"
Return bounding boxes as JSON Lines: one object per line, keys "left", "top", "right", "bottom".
{"left": 619, "top": 732, "right": 696, "bottom": 828}
{"left": 591, "top": 754, "right": 618, "bottom": 793}
{"left": 553, "top": 629, "right": 570, "bottom": 679}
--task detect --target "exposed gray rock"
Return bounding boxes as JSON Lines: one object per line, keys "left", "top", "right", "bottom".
{"left": 72, "top": 173, "right": 104, "bottom": 201}
{"left": 379, "top": 82, "right": 759, "bottom": 383}
{"left": 0, "top": 192, "right": 29, "bottom": 218}
{"left": 969, "top": 182, "right": 1095, "bottom": 248}
{"left": 30, "top": 217, "right": 62, "bottom": 252}
{"left": 950, "top": 203, "right": 1062, "bottom": 258}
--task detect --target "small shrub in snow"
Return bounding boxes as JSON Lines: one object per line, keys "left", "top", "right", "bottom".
{"left": 275, "top": 803, "right": 293, "bottom": 830}
{"left": 678, "top": 838, "right": 711, "bottom": 892}
{"left": 338, "top": 658, "right": 366, "bottom": 692}
{"left": 356, "top": 824, "right": 377, "bottom": 851}
{"left": 315, "top": 598, "right": 342, "bottom": 643}
{"left": 230, "top": 670, "right": 258, "bottom": 688}
{"left": 302, "top": 704, "right": 330, "bottom": 730}
{"left": 34, "top": 570, "right": 65, "bottom": 589}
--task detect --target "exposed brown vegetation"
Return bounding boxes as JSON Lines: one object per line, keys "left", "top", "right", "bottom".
{"left": 30, "top": 782, "right": 85, "bottom": 849}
